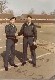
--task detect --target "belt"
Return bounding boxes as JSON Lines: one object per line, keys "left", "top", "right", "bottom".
{"left": 6, "top": 36, "right": 16, "bottom": 39}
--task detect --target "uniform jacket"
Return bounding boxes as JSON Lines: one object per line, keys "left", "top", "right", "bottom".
{"left": 5, "top": 23, "right": 17, "bottom": 38}
{"left": 18, "top": 22, "right": 37, "bottom": 42}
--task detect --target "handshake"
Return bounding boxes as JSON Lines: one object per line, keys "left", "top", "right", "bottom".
{"left": 12, "top": 36, "right": 18, "bottom": 43}
{"left": 15, "top": 33, "right": 37, "bottom": 50}
{"left": 15, "top": 33, "right": 23, "bottom": 43}
{"left": 14, "top": 38, "right": 18, "bottom": 43}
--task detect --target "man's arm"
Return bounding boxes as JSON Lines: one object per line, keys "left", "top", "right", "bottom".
{"left": 5, "top": 25, "right": 10, "bottom": 34}
{"left": 33, "top": 25, "right": 37, "bottom": 42}
{"left": 36, "top": 25, "right": 41, "bottom": 28}
{"left": 18, "top": 24, "right": 24, "bottom": 36}
{"left": 15, "top": 26, "right": 17, "bottom": 33}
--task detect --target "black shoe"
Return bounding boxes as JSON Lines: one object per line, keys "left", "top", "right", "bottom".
{"left": 21, "top": 62, "right": 26, "bottom": 66}
{"left": 33, "top": 64, "right": 36, "bottom": 67}
{"left": 5, "top": 67, "right": 8, "bottom": 71}
{"left": 11, "top": 64, "right": 18, "bottom": 67}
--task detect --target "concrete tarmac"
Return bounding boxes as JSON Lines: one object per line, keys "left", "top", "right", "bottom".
{"left": 0, "top": 23, "right": 54, "bottom": 80}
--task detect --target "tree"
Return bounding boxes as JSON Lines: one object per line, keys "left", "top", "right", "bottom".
{"left": 41, "top": 11, "right": 47, "bottom": 15}
{"left": 50, "top": 10, "right": 55, "bottom": 15}
{"left": 29, "top": 8, "right": 34, "bottom": 14}
{"left": 5, "top": 9, "right": 14, "bottom": 15}
{"left": 53, "top": 10, "right": 55, "bottom": 15}
{"left": 0, "top": 0, "right": 7, "bottom": 13}
{"left": 50, "top": 12, "right": 53, "bottom": 15}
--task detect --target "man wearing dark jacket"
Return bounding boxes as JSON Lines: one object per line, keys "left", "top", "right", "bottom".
{"left": 5, "top": 17, "right": 18, "bottom": 71}
{"left": 18, "top": 15, "right": 37, "bottom": 67}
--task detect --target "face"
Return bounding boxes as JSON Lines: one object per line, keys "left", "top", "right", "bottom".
{"left": 27, "top": 17, "right": 32, "bottom": 23}
{"left": 10, "top": 18, "right": 16, "bottom": 24}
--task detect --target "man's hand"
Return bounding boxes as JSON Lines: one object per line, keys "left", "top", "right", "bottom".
{"left": 15, "top": 33, "right": 18, "bottom": 36}
{"left": 18, "top": 35, "right": 23, "bottom": 39}
{"left": 33, "top": 41, "right": 36, "bottom": 45}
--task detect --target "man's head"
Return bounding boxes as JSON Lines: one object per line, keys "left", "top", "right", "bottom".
{"left": 10, "top": 17, "right": 16, "bottom": 24}
{"left": 27, "top": 15, "right": 32, "bottom": 23}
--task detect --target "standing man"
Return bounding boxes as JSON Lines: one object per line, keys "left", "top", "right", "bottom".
{"left": 4, "top": 17, "right": 18, "bottom": 71}
{"left": 18, "top": 15, "right": 37, "bottom": 67}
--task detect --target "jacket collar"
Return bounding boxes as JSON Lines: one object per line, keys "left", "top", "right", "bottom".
{"left": 9, "top": 23, "right": 15, "bottom": 27}
{"left": 25, "top": 22, "right": 34, "bottom": 26}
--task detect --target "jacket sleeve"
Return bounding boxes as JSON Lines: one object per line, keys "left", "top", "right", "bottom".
{"left": 15, "top": 26, "right": 17, "bottom": 33}
{"left": 18, "top": 24, "right": 24, "bottom": 36}
{"left": 5, "top": 25, "right": 10, "bottom": 34}
{"left": 33, "top": 25, "right": 37, "bottom": 42}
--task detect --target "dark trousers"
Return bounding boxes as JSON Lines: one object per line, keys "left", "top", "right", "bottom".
{"left": 23, "top": 37, "right": 36, "bottom": 65}
{"left": 4, "top": 39, "right": 15, "bottom": 67}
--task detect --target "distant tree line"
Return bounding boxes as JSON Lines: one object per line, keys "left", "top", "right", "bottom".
{"left": 0, "top": 1, "right": 55, "bottom": 16}
{"left": 28, "top": 8, "right": 55, "bottom": 15}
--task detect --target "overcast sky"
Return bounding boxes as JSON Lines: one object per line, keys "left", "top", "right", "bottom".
{"left": 6, "top": 0, "right": 55, "bottom": 16}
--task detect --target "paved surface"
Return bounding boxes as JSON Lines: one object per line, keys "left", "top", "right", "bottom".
{"left": 0, "top": 23, "right": 55, "bottom": 80}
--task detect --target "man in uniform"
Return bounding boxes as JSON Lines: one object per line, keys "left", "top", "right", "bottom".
{"left": 18, "top": 15, "right": 37, "bottom": 67}
{"left": 4, "top": 17, "right": 18, "bottom": 71}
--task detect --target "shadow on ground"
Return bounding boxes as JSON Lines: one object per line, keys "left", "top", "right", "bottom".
{"left": 1, "top": 50, "right": 23, "bottom": 65}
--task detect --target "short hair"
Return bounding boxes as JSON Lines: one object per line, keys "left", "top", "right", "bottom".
{"left": 10, "top": 17, "right": 16, "bottom": 20}
{"left": 27, "top": 15, "right": 32, "bottom": 19}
